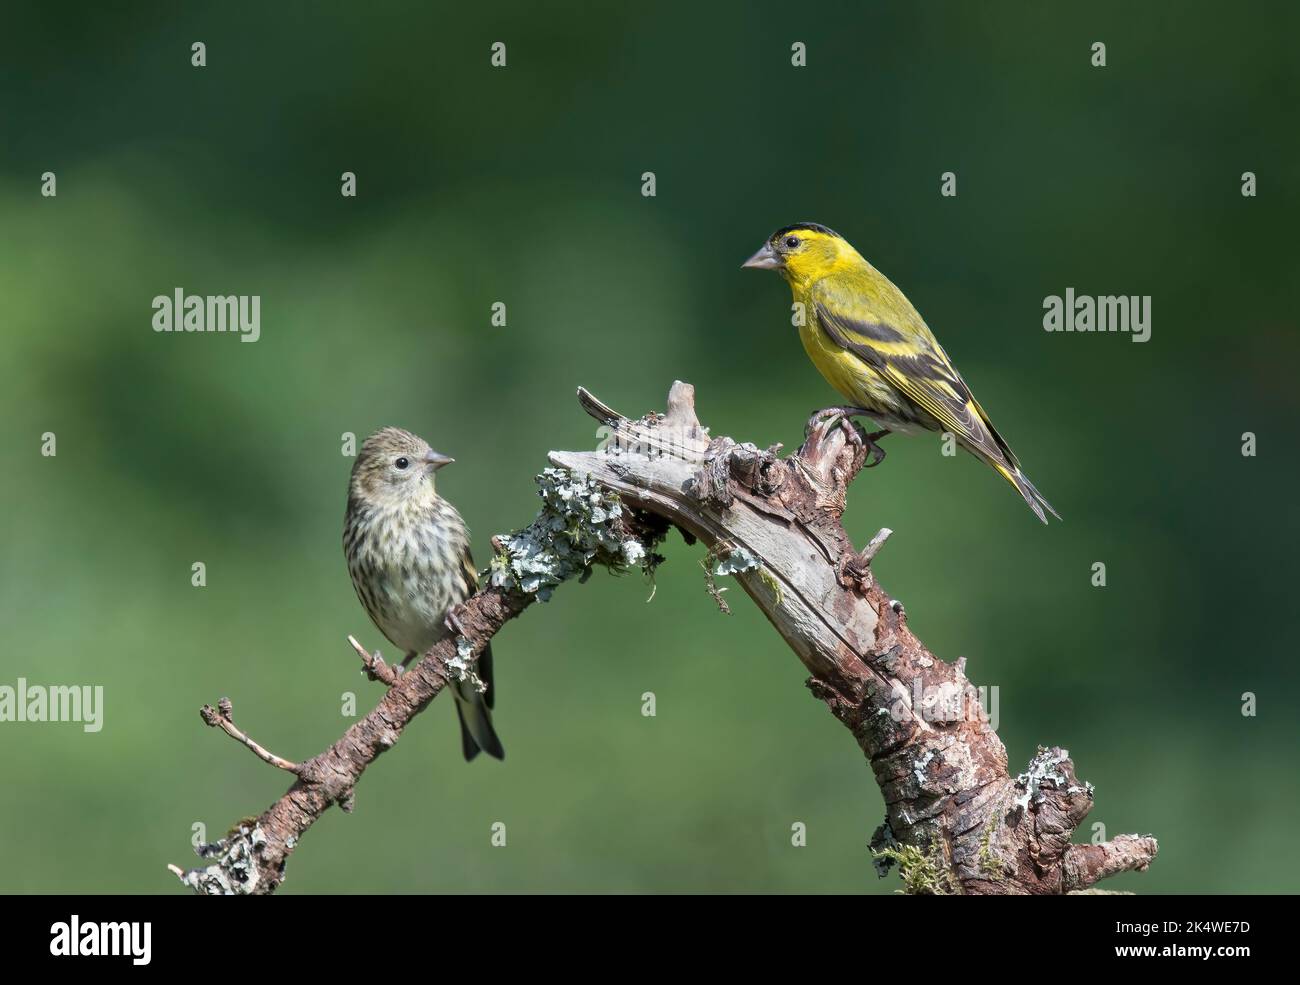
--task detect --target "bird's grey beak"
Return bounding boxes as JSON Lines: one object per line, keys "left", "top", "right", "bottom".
{"left": 424, "top": 449, "right": 454, "bottom": 470}
{"left": 741, "top": 242, "right": 781, "bottom": 270}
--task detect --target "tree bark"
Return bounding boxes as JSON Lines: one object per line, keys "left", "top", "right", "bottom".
{"left": 171, "top": 381, "right": 1156, "bottom": 895}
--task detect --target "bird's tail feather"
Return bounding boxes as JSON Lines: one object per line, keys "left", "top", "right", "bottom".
{"left": 993, "top": 462, "right": 1061, "bottom": 525}
{"left": 453, "top": 643, "right": 504, "bottom": 761}
{"left": 458, "top": 706, "right": 481, "bottom": 762}
{"left": 455, "top": 691, "right": 505, "bottom": 761}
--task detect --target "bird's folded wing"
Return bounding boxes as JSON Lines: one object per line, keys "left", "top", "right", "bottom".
{"left": 460, "top": 548, "right": 480, "bottom": 595}
{"left": 813, "top": 296, "right": 1017, "bottom": 469}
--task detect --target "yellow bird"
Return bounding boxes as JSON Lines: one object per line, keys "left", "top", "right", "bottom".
{"left": 743, "top": 223, "right": 1059, "bottom": 523}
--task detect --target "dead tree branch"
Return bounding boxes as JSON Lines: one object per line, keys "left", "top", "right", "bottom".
{"left": 551, "top": 380, "right": 1157, "bottom": 895}
{"left": 171, "top": 380, "right": 1155, "bottom": 895}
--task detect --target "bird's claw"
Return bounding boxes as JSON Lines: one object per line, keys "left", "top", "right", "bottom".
{"left": 860, "top": 428, "right": 890, "bottom": 467}
{"left": 360, "top": 648, "right": 389, "bottom": 682}
{"left": 805, "top": 405, "right": 869, "bottom": 440}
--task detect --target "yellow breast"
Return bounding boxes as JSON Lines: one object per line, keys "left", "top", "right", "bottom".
{"left": 797, "top": 316, "right": 902, "bottom": 415}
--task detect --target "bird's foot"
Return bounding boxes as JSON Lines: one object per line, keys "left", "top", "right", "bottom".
{"left": 445, "top": 605, "right": 468, "bottom": 638}
{"left": 347, "top": 636, "right": 400, "bottom": 686}
{"left": 370, "top": 650, "right": 401, "bottom": 680}
{"left": 862, "top": 429, "right": 891, "bottom": 468}
{"left": 805, "top": 407, "right": 869, "bottom": 457}
{"left": 805, "top": 407, "right": 893, "bottom": 463}
{"left": 805, "top": 405, "right": 871, "bottom": 439}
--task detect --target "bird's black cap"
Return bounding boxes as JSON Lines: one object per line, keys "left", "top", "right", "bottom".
{"left": 772, "top": 222, "right": 842, "bottom": 240}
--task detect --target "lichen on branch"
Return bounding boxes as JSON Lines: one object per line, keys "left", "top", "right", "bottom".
{"left": 489, "top": 467, "right": 664, "bottom": 600}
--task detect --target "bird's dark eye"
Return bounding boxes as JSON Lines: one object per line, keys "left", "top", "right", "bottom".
{"left": 395, "top": 457, "right": 410, "bottom": 470}
{"left": 785, "top": 236, "right": 801, "bottom": 249}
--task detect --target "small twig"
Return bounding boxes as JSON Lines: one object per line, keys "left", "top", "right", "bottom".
{"left": 860, "top": 527, "right": 893, "bottom": 564}
{"left": 700, "top": 541, "right": 734, "bottom": 615}
{"left": 200, "top": 697, "right": 300, "bottom": 774}
{"left": 348, "top": 634, "right": 400, "bottom": 686}
{"left": 576, "top": 386, "right": 623, "bottom": 427}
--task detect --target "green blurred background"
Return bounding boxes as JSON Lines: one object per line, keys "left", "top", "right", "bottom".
{"left": 1, "top": 1, "right": 1296, "bottom": 893}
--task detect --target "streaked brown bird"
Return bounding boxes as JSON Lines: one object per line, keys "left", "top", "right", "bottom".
{"left": 343, "top": 427, "right": 504, "bottom": 760}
